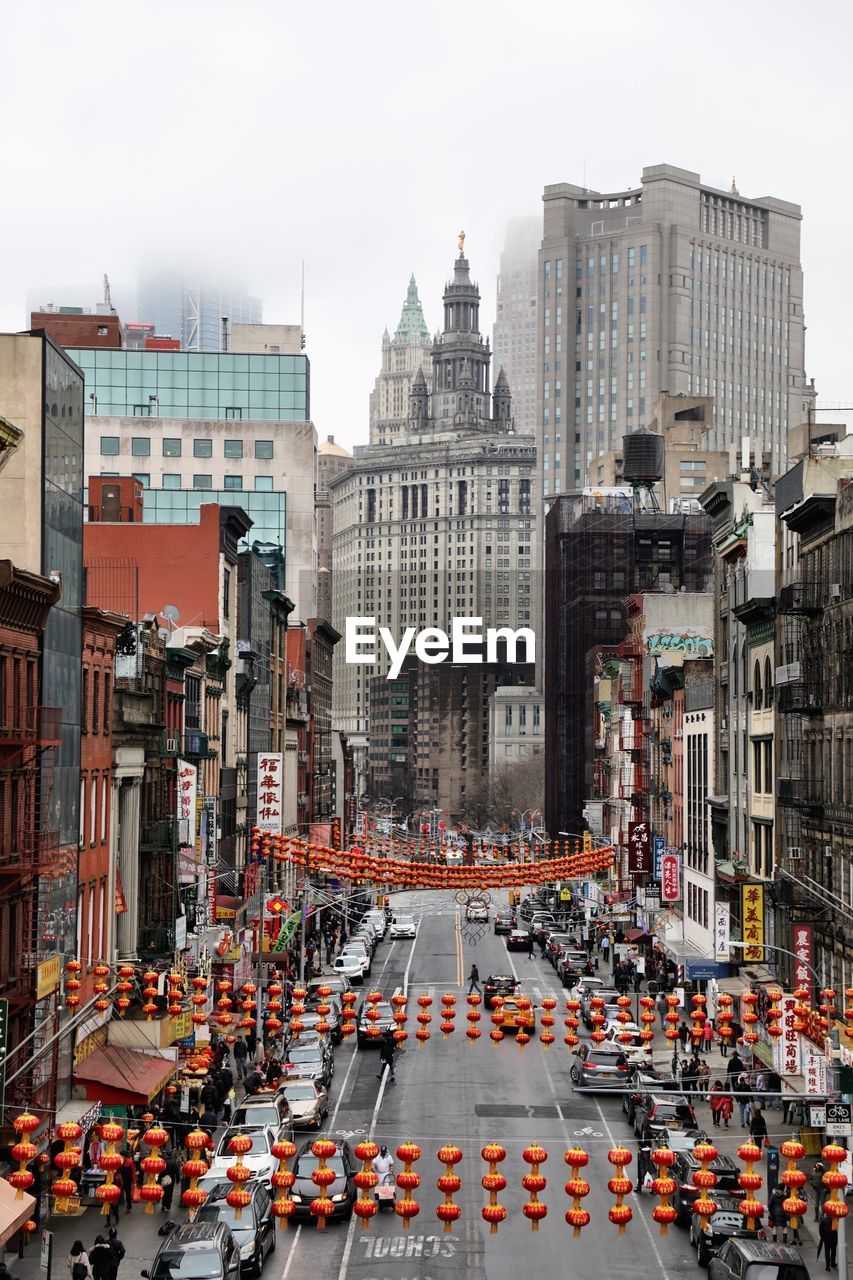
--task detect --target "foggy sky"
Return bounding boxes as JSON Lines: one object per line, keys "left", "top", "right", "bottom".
{"left": 2, "top": 0, "right": 852, "bottom": 450}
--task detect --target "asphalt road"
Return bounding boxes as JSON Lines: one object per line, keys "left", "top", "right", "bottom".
{"left": 270, "top": 890, "right": 705, "bottom": 1280}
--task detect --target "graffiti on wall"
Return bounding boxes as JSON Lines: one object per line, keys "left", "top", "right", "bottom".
{"left": 644, "top": 629, "right": 713, "bottom": 658}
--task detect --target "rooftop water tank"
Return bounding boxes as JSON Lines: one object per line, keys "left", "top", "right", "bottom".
{"left": 622, "top": 427, "right": 665, "bottom": 484}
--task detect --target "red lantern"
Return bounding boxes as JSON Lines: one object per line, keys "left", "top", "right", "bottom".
{"left": 607, "top": 1146, "right": 633, "bottom": 1234}
{"left": 650, "top": 1146, "right": 677, "bottom": 1235}
{"left": 564, "top": 1147, "right": 590, "bottom": 1237}
{"left": 481, "top": 1143, "right": 507, "bottom": 1234}
{"left": 737, "top": 1141, "right": 765, "bottom": 1229}
{"left": 436, "top": 1144, "right": 462, "bottom": 1233}
{"left": 779, "top": 1139, "right": 807, "bottom": 1231}
{"left": 182, "top": 1128, "right": 213, "bottom": 1219}
{"left": 521, "top": 1143, "right": 548, "bottom": 1231}
{"left": 310, "top": 1138, "right": 338, "bottom": 1230}
{"left": 139, "top": 1125, "right": 168, "bottom": 1214}
{"left": 353, "top": 1140, "right": 379, "bottom": 1230}
{"left": 96, "top": 1121, "right": 125, "bottom": 1218}
{"left": 270, "top": 1137, "right": 296, "bottom": 1229}
{"left": 821, "top": 1144, "right": 849, "bottom": 1230}
{"left": 225, "top": 1132, "right": 254, "bottom": 1221}
{"left": 395, "top": 1141, "right": 421, "bottom": 1230}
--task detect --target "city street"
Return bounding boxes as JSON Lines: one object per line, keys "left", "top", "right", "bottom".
{"left": 11, "top": 890, "right": 825, "bottom": 1280}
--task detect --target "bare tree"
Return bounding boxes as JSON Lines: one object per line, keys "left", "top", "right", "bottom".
{"left": 459, "top": 755, "right": 544, "bottom": 828}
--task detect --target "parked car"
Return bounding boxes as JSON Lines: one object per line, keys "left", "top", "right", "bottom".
{"left": 707, "top": 1239, "right": 809, "bottom": 1280}
{"left": 278, "top": 1079, "right": 328, "bottom": 1130}
{"left": 570, "top": 1043, "right": 631, "bottom": 1089}
{"left": 622, "top": 1069, "right": 677, "bottom": 1126}
{"left": 634, "top": 1093, "right": 698, "bottom": 1141}
{"left": 675, "top": 1151, "right": 741, "bottom": 1225}
{"left": 356, "top": 998, "right": 394, "bottom": 1047}
{"left": 506, "top": 928, "right": 530, "bottom": 951}
{"left": 558, "top": 950, "right": 592, "bottom": 986}
{"left": 483, "top": 974, "right": 519, "bottom": 1008}
{"left": 528, "top": 914, "right": 557, "bottom": 940}
{"left": 287, "top": 1006, "right": 343, "bottom": 1046}
{"left": 143, "top": 1222, "right": 240, "bottom": 1280}
{"left": 207, "top": 1125, "right": 287, "bottom": 1188}
{"left": 194, "top": 1180, "right": 276, "bottom": 1275}
{"left": 288, "top": 1138, "right": 357, "bottom": 1223}
{"left": 465, "top": 901, "right": 488, "bottom": 922}
{"left": 231, "top": 1092, "right": 293, "bottom": 1136}
{"left": 689, "top": 1193, "right": 763, "bottom": 1266}
{"left": 602, "top": 1021, "right": 646, "bottom": 1050}
{"left": 333, "top": 953, "right": 368, "bottom": 984}
{"left": 307, "top": 975, "right": 350, "bottom": 999}
{"left": 545, "top": 933, "right": 577, "bottom": 965}
{"left": 493, "top": 910, "right": 515, "bottom": 935}
{"left": 568, "top": 976, "right": 607, "bottom": 999}
{"left": 581, "top": 988, "right": 621, "bottom": 1028}
{"left": 282, "top": 1042, "right": 334, "bottom": 1088}
{"left": 362, "top": 910, "right": 387, "bottom": 938}
{"left": 390, "top": 914, "right": 417, "bottom": 939}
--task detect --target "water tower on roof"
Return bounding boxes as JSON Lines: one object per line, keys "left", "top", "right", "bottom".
{"left": 622, "top": 426, "right": 664, "bottom": 509}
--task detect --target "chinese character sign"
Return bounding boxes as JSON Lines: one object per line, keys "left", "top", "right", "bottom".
{"left": 177, "top": 759, "right": 198, "bottom": 847}
{"left": 661, "top": 853, "right": 680, "bottom": 902}
{"left": 715, "top": 902, "right": 730, "bottom": 960}
{"left": 801, "top": 1038, "right": 829, "bottom": 1096}
{"left": 256, "top": 752, "right": 283, "bottom": 835}
{"left": 741, "top": 883, "right": 764, "bottom": 962}
{"left": 791, "top": 924, "right": 813, "bottom": 1002}
{"left": 773, "top": 994, "right": 801, "bottom": 1077}
{"left": 627, "top": 822, "right": 650, "bottom": 873}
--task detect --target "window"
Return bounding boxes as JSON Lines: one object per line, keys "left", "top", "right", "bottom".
{"left": 92, "top": 670, "right": 100, "bottom": 736}
{"left": 224, "top": 439, "right": 243, "bottom": 458}
{"left": 100, "top": 436, "right": 119, "bottom": 455}
{"left": 132, "top": 473, "right": 149, "bottom": 488}
{"left": 103, "top": 671, "right": 111, "bottom": 733}
{"left": 764, "top": 656, "right": 774, "bottom": 707}
{"left": 193, "top": 475, "right": 213, "bottom": 489}
{"left": 763, "top": 740, "right": 772, "bottom": 794}
{"left": 162, "top": 474, "right": 181, "bottom": 488}
{"left": 131, "top": 437, "right": 150, "bottom": 456}
{"left": 254, "top": 476, "right": 273, "bottom": 491}
{"left": 162, "top": 438, "right": 182, "bottom": 457}
{"left": 504, "top": 705, "right": 513, "bottom": 733}
{"left": 223, "top": 475, "right": 243, "bottom": 490}
{"left": 82, "top": 666, "right": 89, "bottom": 733}
{"left": 255, "top": 440, "right": 274, "bottom": 459}
{"left": 223, "top": 569, "right": 231, "bottom": 619}
{"left": 193, "top": 438, "right": 213, "bottom": 458}
{"left": 753, "top": 741, "right": 762, "bottom": 792}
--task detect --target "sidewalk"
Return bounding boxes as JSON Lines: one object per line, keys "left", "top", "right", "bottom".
{"left": 3, "top": 1199, "right": 173, "bottom": 1280}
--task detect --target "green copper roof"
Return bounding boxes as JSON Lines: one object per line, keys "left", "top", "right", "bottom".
{"left": 394, "top": 275, "right": 430, "bottom": 342}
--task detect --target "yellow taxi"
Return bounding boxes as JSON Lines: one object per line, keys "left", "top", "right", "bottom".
{"left": 496, "top": 997, "right": 536, "bottom": 1032}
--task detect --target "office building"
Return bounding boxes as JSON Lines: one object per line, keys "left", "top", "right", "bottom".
{"left": 538, "top": 163, "right": 808, "bottom": 502}
{"left": 74, "top": 345, "right": 316, "bottom": 621}
{"left": 137, "top": 272, "right": 262, "bottom": 350}
{"left": 332, "top": 241, "right": 537, "bottom": 812}
{"left": 493, "top": 216, "right": 541, "bottom": 439}
{"left": 316, "top": 435, "right": 352, "bottom": 622}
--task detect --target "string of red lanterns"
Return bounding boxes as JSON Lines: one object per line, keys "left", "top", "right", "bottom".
{"left": 395, "top": 1141, "right": 421, "bottom": 1229}
{"left": 436, "top": 1144, "right": 462, "bottom": 1232}
{"left": 564, "top": 1147, "right": 590, "bottom": 1236}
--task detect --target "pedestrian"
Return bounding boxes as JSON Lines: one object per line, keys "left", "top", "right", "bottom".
{"left": 767, "top": 1186, "right": 788, "bottom": 1243}
{"left": 736, "top": 1070, "right": 752, "bottom": 1127}
{"left": 726, "top": 1050, "right": 745, "bottom": 1087}
{"left": 695, "top": 1059, "right": 710, "bottom": 1100}
{"left": 633, "top": 967, "right": 643, "bottom": 994}
{"left": 635, "top": 1143, "right": 652, "bottom": 1193}
{"left": 680, "top": 1057, "right": 694, "bottom": 1094}
{"left": 678, "top": 1020, "right": 690, "bottom": 1050}
{"left": 377, "top": 1029, "right": 396, "bottom": 1083}
{"left": 749, "top": 1105, "right": 768, "bottom": 1146}
{"left": 702, "top": 1019, "right": 714, "bottom": 1054}
{"left": 89, "top": 1237, "right": 111, "bottom": 1280}
{"left": 810, "top": 1161, "right": 827, "bottom": 1222}
{"left": 468, "top": 964, "right": 482, "bottom": 995}
{"left": 68, "top": 1243, "right": 91, "bottom": 1280}
{"left": 718, "top": 1021, "right": 729, "bottom": 1057}
{"left": 372, "top": 1144, "right": 394, "bottom": 1186}
{"left": 244, "top": 1067, "right": 262, "bottom": 1095}
{"left": 0, "top": 1263, "right": 20, "bottom": 1280}
{"left": 709, "top": 1080, "right": 726, "bottom": 1126}
{"left": 200, "top": 1078, "right": 219, "bottom": 1118}
{"left": 118, "top": 1156, "right": 135, "bottom": 1214}
{"left": 325, "top": 937, "right": 333, "bottom": 965}
{"left": 817, "top": 1212, "right": 837, "bottom": 1270}
{"left": 526, "top": 932, "right": 534, "bottom": 960}
{"left": 717, "top": 1091, "right": 733, "bottom": 1128}
{"left": 600, "top": 934, "right": 610, "bottom": 964}
{"left": 233, "top": 1037, "right": 248, "bottom": 1080}
{"left": 160, "top": 1152, "right": 178, "bottom": 1212}
{"left": 106, "top": 1232, "right": 124, "bottom": 1280}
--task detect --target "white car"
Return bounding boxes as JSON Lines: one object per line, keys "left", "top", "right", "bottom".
{"left": 207, "top": 1125, "right": 283, "bottom": 1186}
{"left": 569, "top": 976, "right": 607, "bottom": 998}
{"left": 465, "top": 902, "right": 488, "bottom": 922}
{"left": 390, "top": 913, "right": 417, "bottom": 939}
{"left": 333, "top": 952, "right": 368, "bottom": 983}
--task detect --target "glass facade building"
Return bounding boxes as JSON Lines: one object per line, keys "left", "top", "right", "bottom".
{"left": 141, "top": 488, "right": 286, "bottom": 588}
{"left": 68, "top": 348, "right": 310, "bottom": 422}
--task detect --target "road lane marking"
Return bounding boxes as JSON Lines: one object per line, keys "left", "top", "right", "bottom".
{"left": 280, "top": 1225, "right": 302, "bottom": 1280}
{"left": 593, "top": 1092, "right": 673, "bottom": 1278}
{"left": 402, "top": 918, "right": 420, "bottom": 995}
{"left": 455, "top": 910, "right": 463, "bottom": 986}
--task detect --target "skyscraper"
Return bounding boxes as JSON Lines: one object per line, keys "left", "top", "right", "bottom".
{"left": 537, "top": 163, "right": 808, "bottom": 502}
{"left": 368, "top": 276, "right": 433, "bottom": 445}
{"left": 492, "top": 216, "right": 541, "bottom": 438}
{"left": 137, "top": 271, "right": 262, "bottom": 350}
{"left": 332, "top": 242, "right": 537, "bottom": 811}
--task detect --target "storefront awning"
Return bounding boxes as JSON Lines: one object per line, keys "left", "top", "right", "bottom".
{"left": 74, "top": 1046, "right": 177, "bottom": 1106}
{"left": 0, "top": 1176, "right": 36, "bottom": 1247}
{"left": 626, "top": 928, "right": 650, "bottom": 943}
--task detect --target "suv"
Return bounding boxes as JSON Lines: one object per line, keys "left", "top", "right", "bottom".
{"left": 143, "top": 1221, "right": 240, "bottom": 1280}
{"left": 570, "top": 1043, "right": 631, "bottom": 1089}
{"left": 707, "top": 1239, "right": 809, "bottom": 1280}
{"left": 673, "top": 1150, "right": 740, "bottom": 1225}
{"left": 493, "top": 910, "right": 515, "bottom": 935}
{"left": 194, "top": 1179, "right": 276, "bottom": 1275}
{"left": 208, "top": 1126, "right": 287, "bottom": 1187}
{"left": 622, "top": 1069, "right": 676, "bottom": 1126}
{"left": 581, "top": 987, "right": 619, "bottom": 1028}
{"left": 558, "top": 950, "right": 591, "bottom": 986}
{"left": 231, "top": 1092, "right": 293, "bottom": 1136}
{"left": 690, "top": 1192, "right": 763, "bottom": 1266}
{"left": 483, "top": 974, "right": 519, "bottom": 1008}
{"left": 634, "top": 1093, "right": 698, "bottom": 1141}
{"left": 356, "top": 998, "right": 394, "bottom": 1047}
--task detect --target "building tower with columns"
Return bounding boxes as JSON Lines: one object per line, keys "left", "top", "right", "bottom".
{"left": 332, "top": 240, "right": 538, "bottom": 813}
{"left": 369, "top": 275, "right": 433, "bottom": 446}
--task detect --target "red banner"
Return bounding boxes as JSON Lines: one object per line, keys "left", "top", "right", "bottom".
{"left": 661, "top": 853, "right": 680, "bottom": 902}
{"left": 791, "top": 923, "right": 812, "bottom": 999}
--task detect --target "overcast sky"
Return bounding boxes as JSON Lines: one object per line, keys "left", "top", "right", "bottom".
{"left": 2, "top": 0, "right": 852, "bottom": 450}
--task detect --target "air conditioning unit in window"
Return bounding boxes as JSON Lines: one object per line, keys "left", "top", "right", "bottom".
{"left": 788, "top": 846, "right": 803, "bottom": 860}
{"left": 829, "top": 584, "right": 841, "bottom": 600}
{"left": 165, "top": 737, "right": 178, "bottom": 754}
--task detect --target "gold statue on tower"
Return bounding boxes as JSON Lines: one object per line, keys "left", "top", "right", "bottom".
{"left": 458, "top": 229, "right": 465, "bottom": 256}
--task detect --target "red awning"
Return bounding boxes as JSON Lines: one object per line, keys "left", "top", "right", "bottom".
{"left": 74, "top": 1046, "right": 176, "bottom": 1106}
{"left": 626, "top": 928, "right": 649, "bottom": 942}
{"left": 0, "top": 1176, "right": 36, "bottom": 1247}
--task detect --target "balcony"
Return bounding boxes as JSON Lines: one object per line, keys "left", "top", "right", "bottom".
{"left": 778, "top": 582, "right": 822, "bottom": 615}
{"left": 140, "top": 818, "right": 179, "bottom": 852}
{"left": 777, "top": 778, "right": 824, "bottom": 811}
{"left": 776, "top": 683, "right": 820, "bottom": 714}
{"left": 183, "top": 728, "right": 212, "bottom": 757}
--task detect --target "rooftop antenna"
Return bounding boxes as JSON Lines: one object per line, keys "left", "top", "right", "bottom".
{"left": 300, "top": 259, "right": 306, "bottom": 349}
{"left": 103, "top": 273, "right": 113, "bottom": 312}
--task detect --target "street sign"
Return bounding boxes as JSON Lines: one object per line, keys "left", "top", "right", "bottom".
{"left": 825, "top": 1101, "right": 853, "bottom": 1136}
{"left": 810, "top": 1105, "right": 826, "bottom": 1129}
{"left": 40, "top": 1229, "right": 53, "bottom": 1276}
